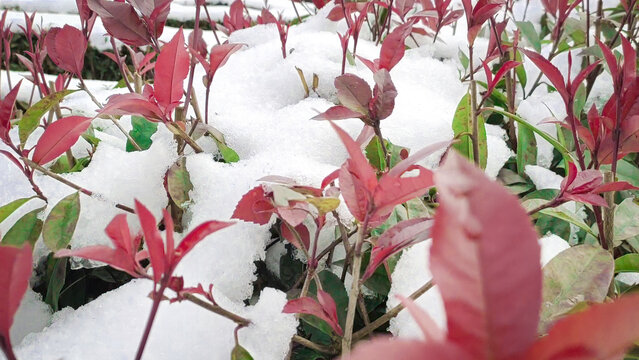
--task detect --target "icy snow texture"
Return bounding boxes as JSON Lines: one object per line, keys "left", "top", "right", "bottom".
{"left": 10, "top": 289, "right": 52, "bottom": 346}
{"left": 526, "top": 165, "right": 563, "bottom": 190}
{"left": 539, "top": 234, "right": 570, "bottom": 267}
{"left": 8, "top": 280, "right": 296, "bottom": 360}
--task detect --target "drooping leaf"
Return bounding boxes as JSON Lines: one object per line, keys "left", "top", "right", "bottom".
{"left": 371, "top": 69, "right": 398, "bottom": 120}
{"left": 539, "top": 245, "right": 614, "bottom": 333}
{"left": 0, "top": 244, "right": 32, "bottom": 351}
{"left": 2, "top": 207, "right": 45, "bottom": 247}
{"left": 431, "top": 152, "right": 541, "bottom": 359}
{"left": 19, "top": 89, "right": 76, "bottom": 145}
{"left": 0, "top": 197, "right": 36, "bottom": 225}
{"left": 126, "top": 116, "right": 157, "bottom": 152}
{"left": 451, "top": 93, "right": 487, "bottom": 169}
{"left": 312, "top": 105, "right": 364, "bottom": 121}
{"left": 154, "top": 28, "right": 190, "bottom": 111}
{"left": 43, "top": 192, "right": 81, "bottom": 251}
{"left": 87, "top": 0, "right": 151, "bottom": 46}
{"left": 32, "top": 116, "right": 92, "bottom": 165}
{"left": 363, "top": 217, "right": 433, "bottom": 281}
{"left": 334, "top": 74, "right": 372, "bottom": 116}
{"left": 99, "top": 93, "right": 164, "bottom": 122}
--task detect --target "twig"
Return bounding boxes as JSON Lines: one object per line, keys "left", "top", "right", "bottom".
{"left": 292, "top": 335, "right": 338, "bottom": 355}
{"left": 182, "top": 293, "right": 251, "bottom": 326}
{"left": 22, "top": 157, "right": 135, "bottom": 214}
{"left": 352, "top": 280, "right": 434, "bottom": 341}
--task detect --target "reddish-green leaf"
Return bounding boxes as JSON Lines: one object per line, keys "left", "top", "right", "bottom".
{"left": 335, "top": 74, "right": 372, "bottom": 116}
{"left": 0, "top": 244, "right": 32, "bottom": 351}
{"left": 431, "top": 153, "right": 541, "bottom": 359}
{"left": 45, "top": 25, "right": 87, "bottom": 76}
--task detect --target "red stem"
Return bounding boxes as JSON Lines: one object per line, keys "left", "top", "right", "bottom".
{"left": 135, "top": 281, "right": 168, "bottom": 360}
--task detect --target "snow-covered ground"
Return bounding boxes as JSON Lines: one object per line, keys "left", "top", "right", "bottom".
{"left": 0, "top": 0, "right": 611, "bottom": 358}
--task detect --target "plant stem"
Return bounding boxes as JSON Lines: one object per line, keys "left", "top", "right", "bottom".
{"left": 166, "top": 122, "right": 203, "bottom": 153}
{"left": 602, "top": 171, "right": 616, "bottom": 252}
{"left": 341, "top": 215, "right": 369, "bottom": 355}
{"left": 135, "top": 282, "right": 168, "bottom": 360}
{"left": 292, "top": 335, "right": 338, "bottom": 355}
{"left": 181, "top": 293, "right": 251, "bottom": 326}
{"left": 468, "top": 45, "right": 480, "bottom": 165}
{"left": 78, "top": 78, "right": 143, "bottom": 151}
{"left": 110, "top": 37, "right": 134, "bottom": 93}
{"left": 352, "top": 280, "right": 434, "bottom": 341}
{"left": 22, "top": 157, "right": 135, "bottom": 213}
{"left": 182, "top": 2, "right": 202, "bottom": 118}
{"left": 1, "top": 338, "right": 18, "bottom": 360}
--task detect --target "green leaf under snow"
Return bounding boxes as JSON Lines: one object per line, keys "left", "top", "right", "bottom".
{"left": 167, "top": 161, "right": 193, "bottom": 209}
{"left": 45, "top": 256, "right": 67, "bottom": 312}
{"left": 126, "top": 116, "right": 158, "bottom": 152}
{"left": 43, "top": 192, "right": 81, "bottom": 251}
{"left": 452, "top": 92, "right": 487, "bottom": 169}
{"left": 309, "top": 270, "right": 348, "bottom": 327}
{"left": 2, "top": 207, "right": 45, "bottom": 247}
{"left": 19, "top": 90, "right": 76, "bottom": 145}
{"left": 0, "top": 197, "right": 36, "bottom": 224}
{"left": 540, "top": 245, "right": 614, "bottom": 333}
{"left": 216, "top": 140, "right": 240, "bottom": 163}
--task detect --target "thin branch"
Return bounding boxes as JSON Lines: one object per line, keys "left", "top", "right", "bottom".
{"left": 182, "top": 293, "right": 251, "bottom": 326}
{"left": 292, "top": 335, "right": 338, "bottom": 355}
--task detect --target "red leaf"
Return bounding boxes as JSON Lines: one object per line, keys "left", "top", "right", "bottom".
{"left": 174, "top": 220, "right": 233, "bottom": 263}
{"left": 154, "top": 28, "right": 190, "bottom": 111}
{"left": 32, "top": 116, "right": 92, "bottom": 165}
{"left": 597, "top": 38, "right": 620, "bottom": 86}
{"left": 208, "top": 43, "right": 244, "bottom": 79}
{"left": 283, "top": 290, "right": 343, "bottom": 335}
{"left": 349, "top": 339, "right": 469, "bottom": 360}
{"left": 88, "top": 0, "right": 151, "bottom": 46}
{"left": 330, "top": 122, "right": 377, "bottom": 192}
{"left": 232, "top": 186, "right": 275, "bottom": 225}
{"left": 0, "top": 80, "right": 22, "bottom": 143}
{"left": 280, "top": 222, "right": 310, "bottom": 250}
{"left": 45, "top": 25, "right": 87, "bottom": 76}
{"left": 335, "top": 74, "right": 373, "bottom": 116}
{"left": 0, "top": 244, "right": 32, "bottom": 352}
{"left": 526, "top": 294, "right": 639, "bottom": 360}
{"left": 487, "top": 60, "right": 520, "bottom": 95}
{"left": 135, "top": 200, "right": 165, "bottom": 283}
{"left": 312, "top": 105, "right": 364, "bottom": 120}
{"left": 147, "top": 0, "right": 172, "bottom": 38}
{"left": 105, "top": 214, "right": 135, "bottom": 255}
{"left": 56, "top": 246, "right": 140, "bottom": 277}
{"left": 621, "top": 35, "right": 636, "bottom": 90}
{"left": 362, "top": 218, "right": 433, "bottom": 281}
{"left": 99, "top": 93, "right": 165, "bottom": 121}
{"left": 593, "top": 181, "right": 639, "bottom": 193}
{"left": 379, "top": 21, "right": 413, "bottom": 71}
{"left": 373, "top": 165, "right": 434, "bottom": 219}
{"left": 523, "top": 50, "right": 568, "bottom": 104}
{"left": 371, "top": 69, "right": 398, "bottom": 120}
{"left": 76, "top": 0, "right": 93, "bottom": 21}
{"left": 430, "top": 153, "right": 541, "bottom": 359}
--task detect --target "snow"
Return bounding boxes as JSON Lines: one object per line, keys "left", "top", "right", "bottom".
{"left": 10, "top": 289, "right": 52, "bottom": 347}
{"left": 9, "top": 280, "right": 296, "bottom": 360}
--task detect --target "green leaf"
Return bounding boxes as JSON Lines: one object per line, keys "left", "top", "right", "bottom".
{"left": 540, "top": 245, "right": 614, "bottom": 333}
{"left": 43, "top": 192, "right": 81, "bottom": 251}
{"left": 614, "top": 198, "right": 639, "bottom": 246}
{"left": 2, "top": 207, "right": 44, "bottom": 247}
{"left": 0, "top": 197, "right": 36, "bottom": 224}
{"left": 572, "top": 85, "right": 587, "bottom": 116}
{"left": 216, "top": 140, "right": 240, "bottom": 163}
{"left": 452, "top": 93, "right": 487, "bottom": 169}
{"left": 615, "top": 254, "right": 639, "bottom": 273}
{"left": 45, "top": 256, "right": 67, "bottom": 312}
{"left": 365, "top": 137, "right": 409, "bottom": 171}
{"left": 459, "top": 48, "right": 469, "bottom": 70}
{"left": 127, "top": 116, "right": 158, "bottom": 152}
{"left": 309, "top": 270, "right": 348, "bottom": 327}
{"left": 231, "top": 344, "right": 254, "bottom": 360}
{"left": 517, "top": 123, "right": 537, "bottom": 175}
{"left": 514, "top": 50, "right": 527, "bottom": 88}
{"left": 516, "top": 21, "right": 541, "bottom": 52}
{"left": 19, "top": 90, "right": 76, "bottom": 145}
{"left": 523, "top": 198, "right": 597, "bottom": 237}
{"left": 167, "top": 160, "right": 193, "bottom": 209}
{"left": 615, "top": 159, "right": 639, "bottom": 187}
